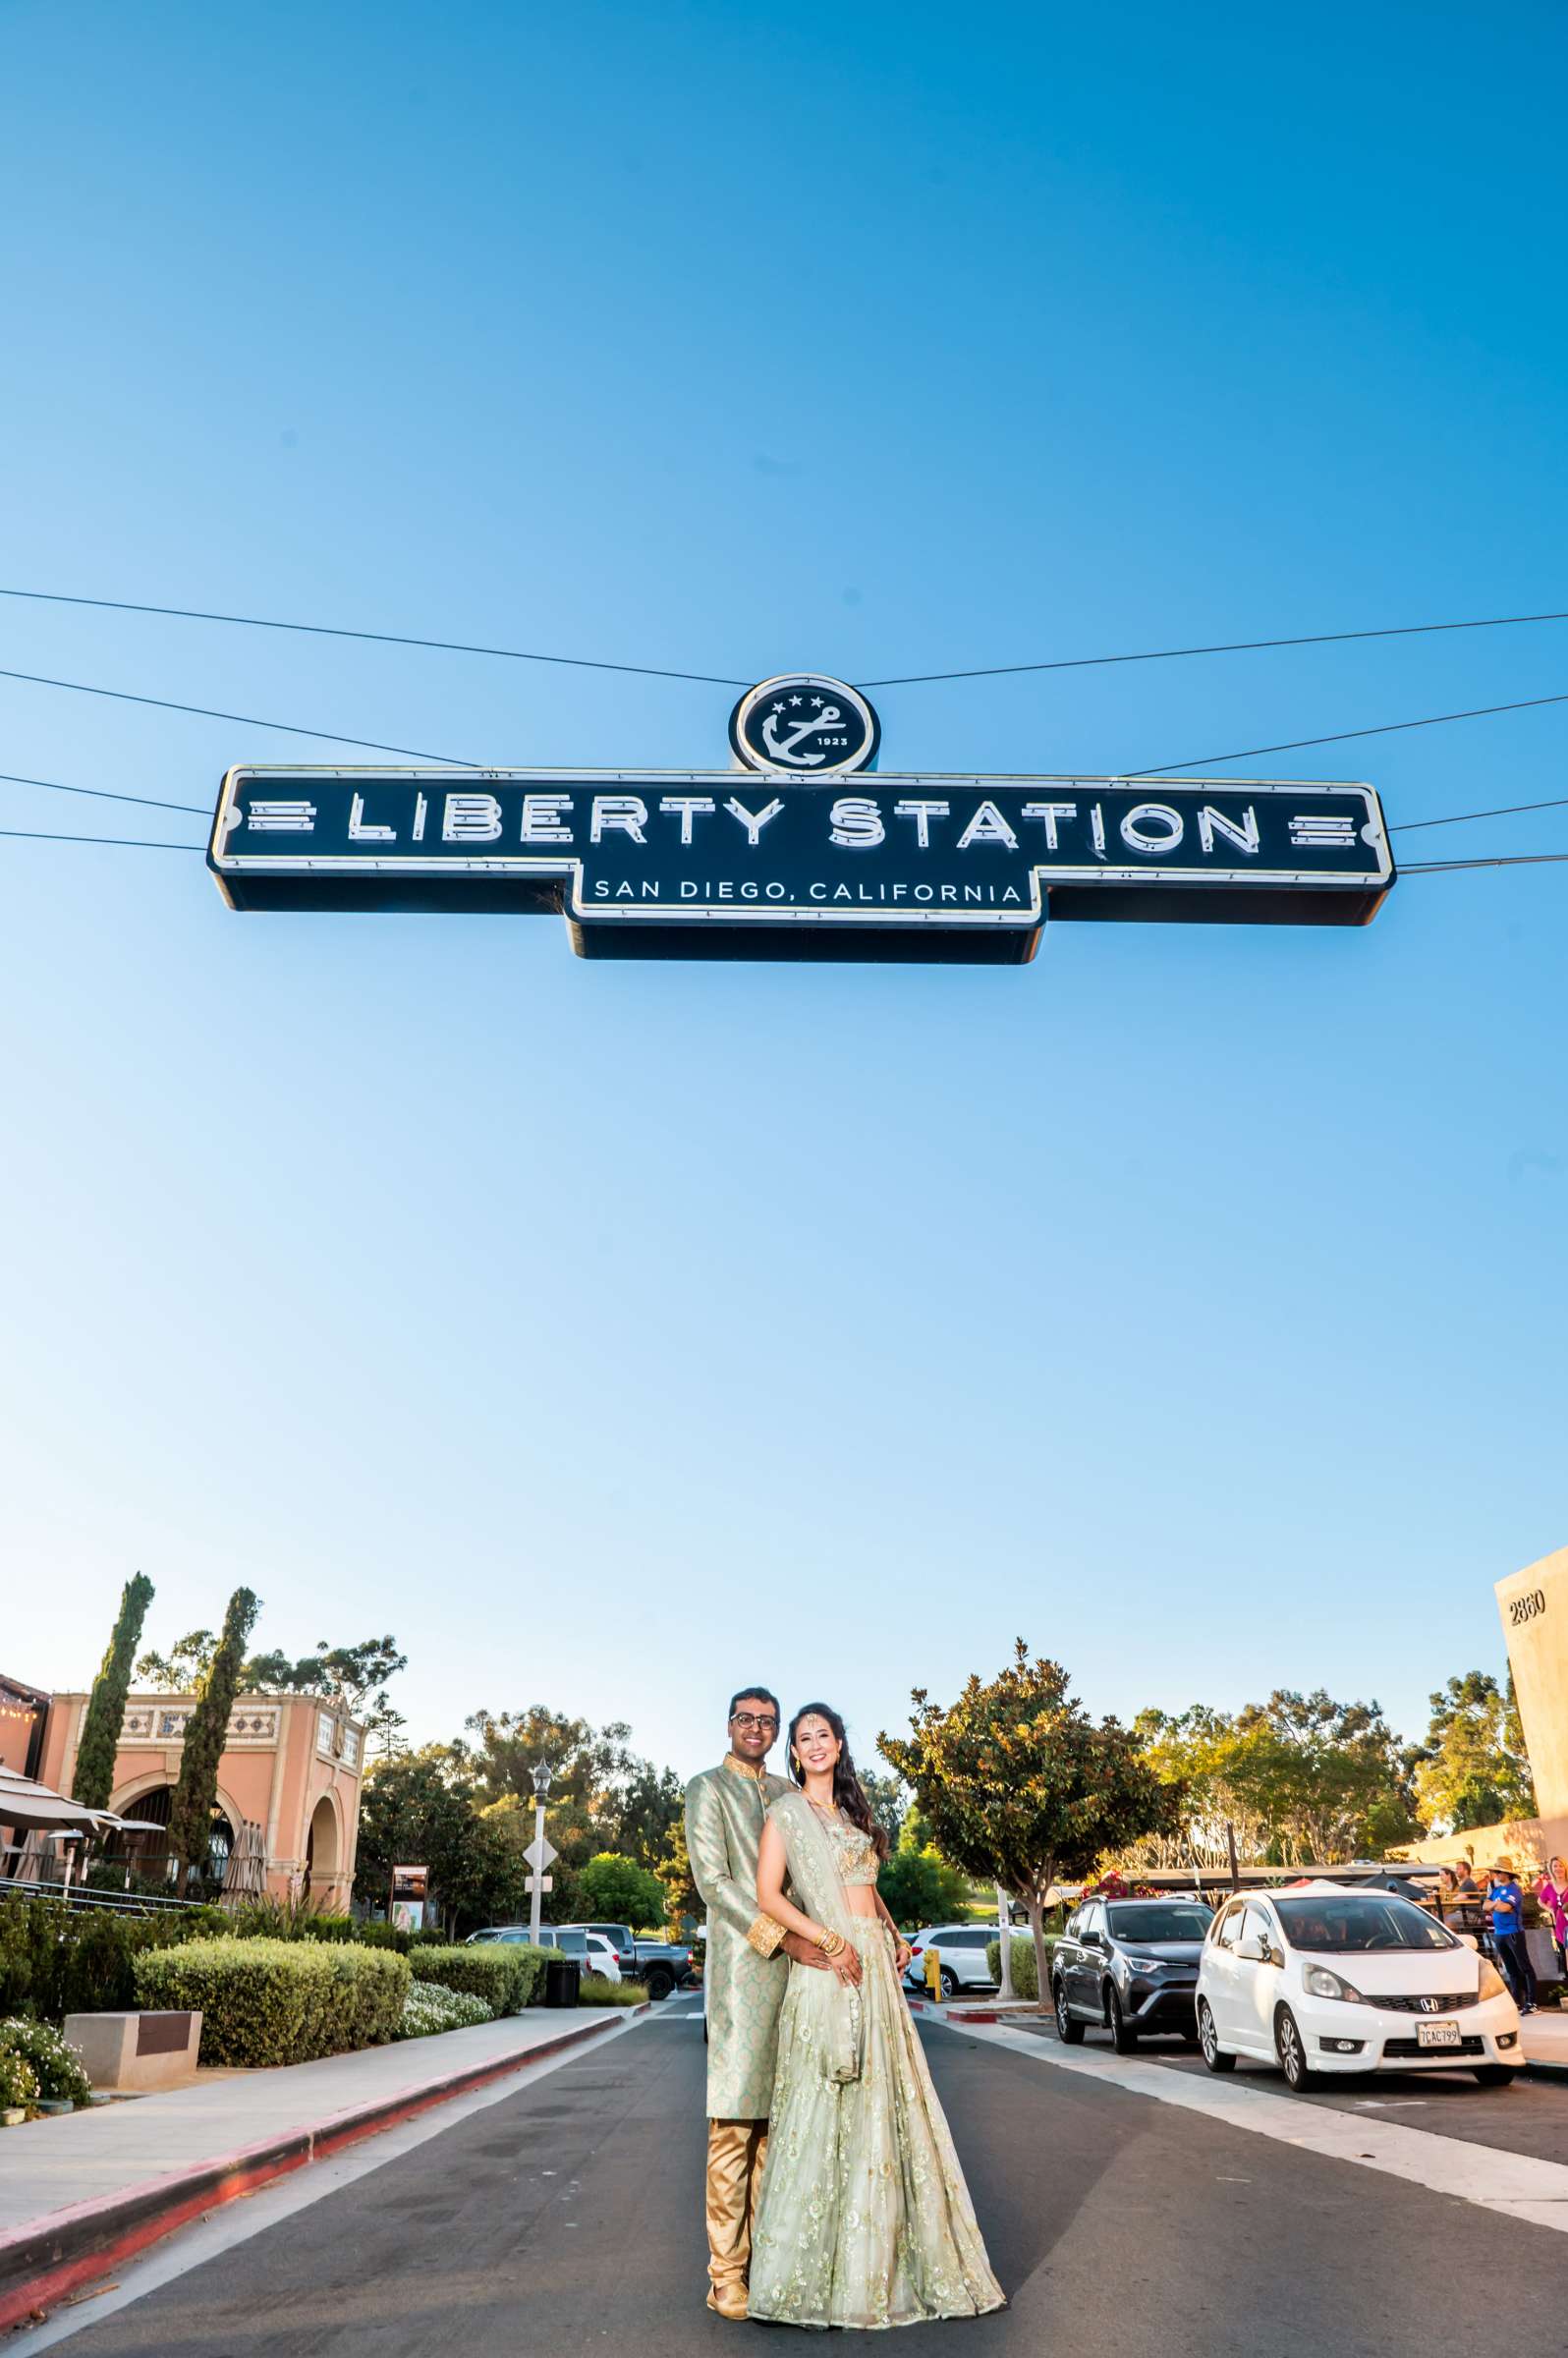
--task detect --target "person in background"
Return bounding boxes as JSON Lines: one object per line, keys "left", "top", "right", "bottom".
{"left": 1452, "top": 1860, "right": 1485, "bottom": 1940}
{"left": 1540, "top": 1855, "right": 1568, "bottom": 1975}
{"left": 1486, "top": 1857, "right": 1536, "bottom": 2014}
{"left": 1434, "top": 1865, "right": 1462, "bottom": 1928}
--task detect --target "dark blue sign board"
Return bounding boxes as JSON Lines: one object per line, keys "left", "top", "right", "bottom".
{"left": 209, "top": 767, "right": 1394, "bottom": 964}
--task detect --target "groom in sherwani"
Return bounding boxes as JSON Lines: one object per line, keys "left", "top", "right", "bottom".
{"left": 685, "top": 1685, "right": 845, "bottom": 2320}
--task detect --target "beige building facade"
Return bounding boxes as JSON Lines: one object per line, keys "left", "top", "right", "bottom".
{"left": 1406, "top": 1543, "right": 1568, "bottom": 1874}
{"left": 36, "top": 1689, "right": 366, "bottom": 1908}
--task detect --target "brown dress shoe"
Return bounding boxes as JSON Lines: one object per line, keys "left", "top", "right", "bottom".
{"left": 706, "top": 2281, "right": 750, "bottom": 2321}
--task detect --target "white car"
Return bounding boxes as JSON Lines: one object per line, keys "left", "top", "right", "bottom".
{"left": 1196, "top": 1881, "right": 1522, "bottom": 2092}
{"left": 465, "top": 1925, "right": 621, "bottom": 1980}
{"left": 902, "top": 1925, "right": 999, "bottom": 1998}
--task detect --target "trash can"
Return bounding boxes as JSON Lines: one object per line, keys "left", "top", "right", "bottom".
{"left": 544, "top": 1956, "right": 582, "bottom": 2009}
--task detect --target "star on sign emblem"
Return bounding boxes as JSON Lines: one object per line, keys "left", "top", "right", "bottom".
{"left": 789, "top": 694, "right": 802, "bottom": 705}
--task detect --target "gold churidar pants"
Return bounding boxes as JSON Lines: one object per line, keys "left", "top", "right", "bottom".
{"left": 705, "top": 2117, "right": 769, "bottom": 2301}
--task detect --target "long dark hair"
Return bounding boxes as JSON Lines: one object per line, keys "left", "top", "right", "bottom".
{"left": 787, "top": 1703, "right": 890, "bottom": 1860}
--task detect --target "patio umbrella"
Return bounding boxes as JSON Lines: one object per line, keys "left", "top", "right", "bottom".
{"left": 221, "top": 1819, "right": 268, "bottom": 1907}
{"left": 0, "top": 1771, "right": 109, "bottom": 1834}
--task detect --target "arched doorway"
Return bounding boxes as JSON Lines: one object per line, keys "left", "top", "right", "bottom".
{"left": 303, "top": 1792, "right": 341, "bottom": 1906}
{"left": 106, "top": 1784, "right": 235, "bottom": 1893}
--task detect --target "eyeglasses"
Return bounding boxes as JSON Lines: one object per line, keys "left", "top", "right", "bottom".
{"left": 730, "top": 1712, "right": 779, "bottom": 1733}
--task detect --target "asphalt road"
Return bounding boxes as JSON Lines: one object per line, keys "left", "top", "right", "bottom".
{"left": 30, "top": 1998, "right": 1568, "bottom": 2357}
{"left": 1005, "top": 2010, "right": 1568, "bottom": 2162}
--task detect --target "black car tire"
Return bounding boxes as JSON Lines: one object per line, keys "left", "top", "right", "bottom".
{"left": 1474, "top": 2065, "right": 1516, "bottom": 2088}
{"left": 1053, "top": 1978, "right": 1085, "bottom": 2044}
{"left": 1276, "top": 2005, "right": 1316, "bottom": 2093}
{"left": 1107, "top": 1986, "right": 1139, "bottom": 2052}
{"left": 645, "top": 1967, "right": 674, "bottom": 2000}
{"left": 1198, "top": 1999, "right": 1235, "bottom": 2073}
{"left": 939, "top": 1968, "right": 960, "bottom": 2000}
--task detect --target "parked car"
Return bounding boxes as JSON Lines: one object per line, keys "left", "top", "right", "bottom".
{"left": 632, "top": 1937, "right": 695, "bottom": 2001}
{"left": 464, "top": 1926, "right": 622, "bottom": 1980}
{"left": 1196, "top": 1881, "right": 1522, "bottom": 2092}
{"left": 902, "top": 1925, "right": 999, "bottom": 1999}
{"left": 561, "top": 1922, "right": 639, "bottom": 1979}
{"left": 1051, "top": 1896, "right": 1213, "bottom": 2049}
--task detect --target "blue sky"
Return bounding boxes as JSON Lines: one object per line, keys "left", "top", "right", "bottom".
{"left": 1, "top": 1, "right": 1564, "bottom": 1783}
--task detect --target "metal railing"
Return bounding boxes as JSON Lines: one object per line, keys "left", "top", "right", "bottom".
{"left": 0, "top": 1875, "right": 217, "bottom": 1918}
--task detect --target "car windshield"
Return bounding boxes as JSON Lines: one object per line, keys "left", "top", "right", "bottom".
{"left": 1274, "top": 1894, "right": 1455, "bottom": 1952}
{"left": 1106, "top": 1905, "right": 1211, "bottom": 1941}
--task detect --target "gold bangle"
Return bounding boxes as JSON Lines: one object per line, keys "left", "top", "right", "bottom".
{"left": 816, "top": 1928, "right": 846, "bottom": 1958}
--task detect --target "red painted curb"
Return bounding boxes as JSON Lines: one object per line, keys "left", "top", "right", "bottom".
{"left": 0, "top": 2005, "right": 644, "bottom": 2332}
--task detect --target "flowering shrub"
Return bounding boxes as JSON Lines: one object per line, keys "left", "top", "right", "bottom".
{"left": 399, "top": 1980, "right": 495, "bottom": 2039}
{"left": 0, "top": 2018, "right": 92, "bottom": 2106}
{"left": 0, "top": 2046, "right": 38, "bottom": 2112}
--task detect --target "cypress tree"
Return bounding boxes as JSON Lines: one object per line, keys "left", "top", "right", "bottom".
{"left": 72, "top": 1572, "right": 156, "bottom": 1809}
{"left": 168, "top": 1586, "right": 260, "bottom": 1884}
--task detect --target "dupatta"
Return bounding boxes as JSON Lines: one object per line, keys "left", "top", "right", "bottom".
{"left": 765, "top": 1788, "right": 865, "bottom": 2085}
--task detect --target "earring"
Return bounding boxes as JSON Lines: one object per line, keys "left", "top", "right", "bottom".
{"left": 790, "top": 1749, "right": 801, "bottom": 1772}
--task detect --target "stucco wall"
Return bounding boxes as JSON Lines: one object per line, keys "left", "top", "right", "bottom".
{"left": 1496, "top": 1544, "right": 1568, "bottom": 1825}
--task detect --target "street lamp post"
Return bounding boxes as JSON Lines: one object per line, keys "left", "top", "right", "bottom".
{"left": 995, "top": 1884, "right": 1014, "bottom": 2002}
{"left": 528, "top": 1760, "right": 556, "bottom": 1948}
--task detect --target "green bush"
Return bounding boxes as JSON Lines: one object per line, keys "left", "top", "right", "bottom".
{"left": 0, "top": 2018, "right": 92, "bottom": 2107}
{"left": 581, "top": 1975, "right": 647, "bottom": 2008}
{"left": 0, "top": 1897, "right": 228, "bottom": 2024}
{"left": 399, "top": 1979, "right": 495, "bottom": 2038}
{"left": 226, "top": 1900, "right": 414, "bottom": 1953}
{"left": 413, "top": 1943, "right": 546, "bottom": 2015}
{"left": 983, "top": 1936, "right": 1055, "bottom": 2000}
{"left": 135, "top": 1937, "right": 410, "bottom": 2066}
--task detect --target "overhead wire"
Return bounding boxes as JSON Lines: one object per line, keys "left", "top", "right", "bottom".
{"left": 2, "top": 581, "right": 1566, "bottom": 691}
{"left": 1127, "top": 690, "right": 1568, "bottom": 776}
{"left": 0, "top": 586, "right": 751, "bottom": 688}
{"left": 0, "top": 825, "right": 202, "bottom": 851}
{"left": 0, "top": 769, "right": 208, "bottom": 817}
{"left": 0, "top": 664, "right": 483, "bottom": 765}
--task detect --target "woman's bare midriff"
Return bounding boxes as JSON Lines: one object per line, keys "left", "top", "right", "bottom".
{"left": 840, "top": 1887, "right": 880, "bottom": 1918}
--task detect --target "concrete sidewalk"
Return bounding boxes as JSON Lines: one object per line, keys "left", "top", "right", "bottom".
{"left": 0, "top": 2003, "right": 643, "bottom": 2330}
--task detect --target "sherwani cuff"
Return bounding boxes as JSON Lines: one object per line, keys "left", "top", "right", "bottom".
{"left": 747, "top": 1914, "right": 786, "bottom": 1958}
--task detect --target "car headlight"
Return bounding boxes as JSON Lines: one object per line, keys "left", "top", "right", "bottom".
{"left": 1120, "top": 1954, "right": 1166, "bottom": 1975}
{"left": 1302, "top": 1965, "right": 1366, "bottom": 2002}
{"left": 1477, "top": 1958, "right": 1510, "bottom": 2003}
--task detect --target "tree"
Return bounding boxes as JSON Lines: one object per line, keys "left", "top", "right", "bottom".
{"left": 876, "top": 1844, "right": 969, "bottom": 1931}
{"left": 454, "top": 1706, "right": 672, "bottom": 1897}
{"left": 579, "top": 1852, "right": 666, "bottom": 1929}
{"left": 72, "top": 1573, "right": 155, "bottom": 1809}
{"left": 1129, "top": 1691, "right": 1423, "bottom": 1870}
{"left": 168, "top": 1587, "right": 259, "bottom": 1885}
{"left": 860, "top": 1769, "right": 911, "bottom": 1854}
{"left": 600, "top": 1761, "right": 684, "bottom": 1870}
{"left": 1413, "top": 1670, "right": 1536, "bottom": 1832}
{"left": 137, "top": 1630, "right": 218, "bottom": 1689}
{"left": 881, "top": 1643, "right": 1180, "bottom": 2010}
{"left": 657, "top": 1812, "right": 700, "bottom": 1937}
{"left": 354, "top": 1747, "right": 530, "bottom": 1936}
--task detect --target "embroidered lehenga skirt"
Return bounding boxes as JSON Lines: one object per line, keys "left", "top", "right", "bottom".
{"left": 747, "top": 1919, "right": 1005, "bottom": 2330}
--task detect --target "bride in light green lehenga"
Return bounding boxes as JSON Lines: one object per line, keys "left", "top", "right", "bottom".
{"left": 747, "top": 1704, "right": 1005, "bottom": 2331}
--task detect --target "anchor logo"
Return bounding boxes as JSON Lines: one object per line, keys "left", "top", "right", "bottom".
{"left": 730, "top": 673, "right": 880, "bottom": 777}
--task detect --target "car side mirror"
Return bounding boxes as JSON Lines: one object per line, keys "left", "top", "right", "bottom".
{"left": 1235, "top": 1937, "right": 1265, "bottom": 1962}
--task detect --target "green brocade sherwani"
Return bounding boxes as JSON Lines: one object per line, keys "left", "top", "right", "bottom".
{"left": 686, "top": 1755, "right": 793, "bottom": 2117}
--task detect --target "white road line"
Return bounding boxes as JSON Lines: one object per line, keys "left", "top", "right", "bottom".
{"left": 17, "top": 2012, "right": 649, "bottom": 2350}
{"left": 930, "top": 2018, "right": 1568, "bottom": 2233}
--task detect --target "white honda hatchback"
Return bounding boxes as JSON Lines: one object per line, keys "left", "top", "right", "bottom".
{"left": 1196, "top": 1882, "right": 1522, "bottom": 2092}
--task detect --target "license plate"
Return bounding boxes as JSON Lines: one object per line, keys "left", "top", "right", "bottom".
{"left": 1417, "top": 2020, "right": 1462, "bottom": 2049}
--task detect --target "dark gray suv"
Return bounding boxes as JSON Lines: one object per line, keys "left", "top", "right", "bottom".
{"left": 1052, "top": 1897, "right": 1213, "bottom": 2049}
